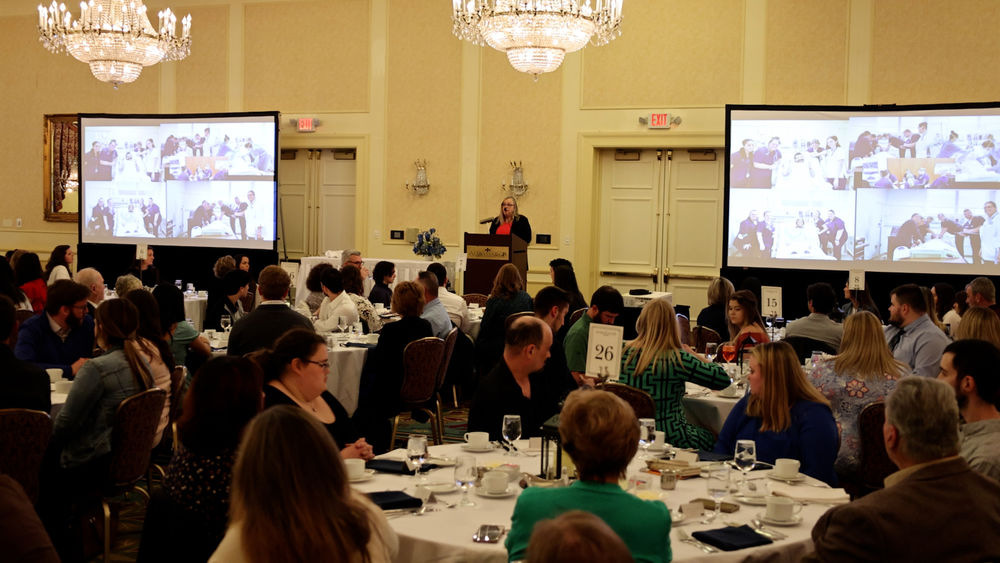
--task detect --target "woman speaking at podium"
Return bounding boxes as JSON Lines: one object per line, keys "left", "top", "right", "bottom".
{"left": 489, "top": 196, "right": 532, "bottom": 244}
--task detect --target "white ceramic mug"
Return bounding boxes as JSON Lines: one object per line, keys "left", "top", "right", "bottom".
{"left": 46, "top": 368, "right": 63, "bottom": 383}
{"left": 344, "top": 458, "right": 366, "bottom": 479}
{"left": 464, "top": 431, "right": 490, "bottom": 448}
{"left": 54, "top": 380, "right": 73, "bottom": 394}
{"left": 482, "top": 470, "right": 508, "bottom": 494}
{"left": 773, "top": 458, "right": 801, "bottom": 478}
{"left": 765, "top": 496, "right": 803, "bottom": 521}
{"left": 651, "top": 430, "right": 666, "bottom": 448}
{"left": 374, "top": 302, "right": 386, "bottom": 312}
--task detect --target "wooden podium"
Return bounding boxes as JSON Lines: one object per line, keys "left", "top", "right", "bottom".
{"left": 463, "top": 233, "right": 528, "bottom": 295}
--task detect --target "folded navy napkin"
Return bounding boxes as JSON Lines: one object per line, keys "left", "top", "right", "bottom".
{"left": 366, "top": 491, "right": 422, "bottom": 511}
{"left": 366, "top": 459, "right": 440, "bottom": 475}
{"left": 692, "top": 525, "right": 772, "bottom": 551}
{"left": 697, "top": 450, "right": 732, "bottom": 462}
{"left": 344, "top": 341, "right": 377, "bottom": 349}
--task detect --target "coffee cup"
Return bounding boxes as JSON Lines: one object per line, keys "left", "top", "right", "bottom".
{"left": 499, "top": 463, "right": 521, "bottom": 482}
{"left": 765, "top": 496, "right": 803, "bottom": 522}
{"left": 482, "top": 470, "right": 508, "bottom": 494}
{"left": 344, "top": 458, "right": 366, "bottom": 480}
{"left": 651, "top": 430, "right": 666, "bottom": 449}
{"left": 773, "top": 458, "right": 800, "bottom": 478}
{"left": 464, "top": 431, "right": 490, "bottom": 448}
{"left": 374, "top": 302, "right": 386, "bottom": 312}
{"left": 469, "top": 303, "right": 480, "bottom": 310}
{"left": 46, "top": 368, "right": 63, "bottom": 383}
{"left": 54, "top": 380, "right": 73, "bottom": 394}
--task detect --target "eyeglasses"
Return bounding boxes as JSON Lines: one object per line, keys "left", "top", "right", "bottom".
{"left": 348, "top": 260, "right": 363, "bottom": 266}
{"left": 305, "top": 360, "right": 329, "bottom": 369}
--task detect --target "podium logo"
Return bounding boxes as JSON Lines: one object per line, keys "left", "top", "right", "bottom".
{"left": 467, "top": 246, "right": 509, "bottom": 260}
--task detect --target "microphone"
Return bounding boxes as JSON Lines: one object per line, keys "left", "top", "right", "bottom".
{"left": 479, "top": 217, "right": 493, "bottom": 225}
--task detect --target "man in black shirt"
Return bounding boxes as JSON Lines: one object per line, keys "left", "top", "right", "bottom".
{"left": 533, "top": 286, "right": 574, "bottom": 404}
{"left": 958, "top": 208, "right": 986, "bottom": 264}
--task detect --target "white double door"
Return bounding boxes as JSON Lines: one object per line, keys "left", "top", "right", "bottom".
{"left": 278, "top": 149, "right": 357, "bottom": 258}
{"left": 597, "top": 148, "right": 724, "bottom": 311}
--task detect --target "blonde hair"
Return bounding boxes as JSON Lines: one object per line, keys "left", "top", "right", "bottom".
{"left": 746, "top": 341, "right": 830, "bottom": 431}
{"left": 623, "top": 299, "right": 682, "bottom": 375}
{"left": 391, "top": 280, "right": 425, "bottom": 317}
{"left": 834, "top": 311, "right": 908, "bottom": 381}
{"left": 707, "top": 277, "right": 735, "bottom": 307}
{"left": 954, "top": 306, "right": 1000, "bottom": 348}
{"left": 922, "top": 286, "right": 946, "bottom": 332}
{"left": 498, "top": 196, "right": 520, "bottom": 221}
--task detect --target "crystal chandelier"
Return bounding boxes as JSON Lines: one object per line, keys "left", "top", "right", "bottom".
{"left": 452, "top": 0, "right": 623, "bottom": 77}
{"left": 38, "top": 0, "right": 191, "bottom": 87}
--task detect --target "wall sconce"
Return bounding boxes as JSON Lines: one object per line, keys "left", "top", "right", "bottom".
{"left": 502, "top": 161, "right": 528, "bottom": 197}
{"left": 406, "top": 159, "right": 430, "bottom": 195}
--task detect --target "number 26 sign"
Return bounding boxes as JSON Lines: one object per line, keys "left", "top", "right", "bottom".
{"left": 586, "top": 323, "right": 624, "bottom": 382}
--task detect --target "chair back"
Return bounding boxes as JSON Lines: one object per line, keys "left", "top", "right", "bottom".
{"left": 676, "top": 314, "right": 691, "bottom": 345}
{"left": 435, "top": 328, "right": 459, "bottom": 391}
{"left": 782, "top": 336, "right": 838, "bottom": 363}
{"left": 400, "top": 337, "right": 445, "bottom": 405}
{"left": 599, "top": 382, "right": 656, "bottom": 419}
{"left": 0, "top": 409, "right": 52, "bottom": 502}
{"left": 108, "top": 388, "right": 167, "bottom": 491}
{"left": 462, "top": 293, "right": 489, "bottom": 307}
{"left": 11, "top": 309, "right": 35, "bottom": 348}
{"left": 858, "top": 401, "right": 897, "bottom": 490}
{"left": 168, "top": 366, "right": 186, "bottom": 422}
{"left": 690, "top": 325, "right": 723, "bottom": 353}
{"left": 565, "top": 307, "right": 588, "bottom": 331}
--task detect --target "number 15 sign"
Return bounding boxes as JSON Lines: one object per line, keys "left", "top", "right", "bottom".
{"left": 586, "top": 323, "right": 624, "bottom": 382}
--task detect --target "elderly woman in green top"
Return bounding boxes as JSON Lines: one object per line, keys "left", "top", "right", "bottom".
{"left": 618, "top": 298, "right": 731, "bottom": 450}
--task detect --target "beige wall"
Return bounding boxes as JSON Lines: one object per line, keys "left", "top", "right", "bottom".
{"left": 4, "top": 0, "right": 1000, "bottom": 298}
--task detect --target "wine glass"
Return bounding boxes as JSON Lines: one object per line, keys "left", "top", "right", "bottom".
{"left": 406, "top": 435, "right": 427, "bottom": 482}
{"left": 703, "top": 464, "right": 731, "bottom": 523}
{"left": 734, "top": 439, "right": 757, "bottom": 492}
{"left": 219, "top": 314, "right": 231, "bottom": 332}
{"left": 705, "top": 342, "right": 718, "bottom": 362}
{"left": 721, "top": 344, "right": 737, "bottom": 363}
{"left": 336, "top": 315, "right": 348, "bottom": 333}
{"left": 502, "top": 414, "right": 522, "bottom": 455}
{"left": 454, "top": 455, "right": 477, "bottom": 507}
{"left": 638, "top": 418, "right": 656, "bottom": 459}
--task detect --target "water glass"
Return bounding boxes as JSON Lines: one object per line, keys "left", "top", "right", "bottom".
{"left": 502, "top": 415, "right": 522, "bottom": 455}
{"left": 734, "top": 439, "right": 756, "bottom": 490}
{"left": 220, "top": 314, "right": 232, "bottom": 332}
{"left": 705, "top": 464, "right": 731, "bottom": 522}
{"left": 638, "top": 418, "right": 656, "bottom": 458}
{"left": 705, "top": 342, "right": 718, "bottom": 362}
{"left": 454, "top": 455, "right": 477, "bottom": 507}
{"left": 407, "top": 435, "right": 427, "bottom": 481}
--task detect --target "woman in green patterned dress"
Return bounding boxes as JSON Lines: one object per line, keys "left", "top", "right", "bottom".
{"left": 619, "top": 298, "right": 732, "bottom": 449}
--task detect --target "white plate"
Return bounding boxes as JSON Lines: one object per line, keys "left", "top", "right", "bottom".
{"left": 646, "top": 444, "right": 670, "bottom": 453}
{"left": 766, "top": 471, "right": 806, "bottom": 482}
{"left": 756, "top": 511, "right": 802, "bottom": 526}
{"left": 474, "top": 486, "right": 517, "bottom": 499}
{"left": 349, "top": 469, "right": 376, "bottom": 483}
{"left": 733, "top": 495, "right": 769, "bottom": 506}
{"left": 718, "top": 390, "right": 744, "bottom": 398}
{"left": 424, "top": 482, "right": 458, "bottom": 494}
{"left": 669, "top": 510, "right": 686, "bottom": 525}
{"left": 460, "top": 444, "right": 497, "bottom": 453}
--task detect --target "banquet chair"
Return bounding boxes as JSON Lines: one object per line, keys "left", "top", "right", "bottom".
{"left": 389, "top": 337, "right": 446, "bottom": 448}
{"left": 565, "top": 307, "right": 588, "bottom": 331}
{"left": 598, "top": 382, "right": 655, "bottom": 420}
{"left": 676, "top": 314, "right": 691, "bottom": 345}
{"left": 462, "top": 293, "right": 489, "bottom": 307}
{"left": 433, "top": 328, "right": 459, "bottom": 439}
{"left": 858, "top": 401, "right": 897, "bottom": 493}
{"left": 149, "top": 366, "right": 188, "bottom": 489}
{"left": 690, "top": 325, "right": 722, "bottom": 354}
{"left": 0, "top": 408, "right": 52, "bottom": 503}
{"left": 11, "top": 309, "right": 35, "bottom": 347}
{"left": 101, "top": 388, "right": 167, "bottom": 562}
{"left": 781, "top": 336, "right": 838, "bottom": 363}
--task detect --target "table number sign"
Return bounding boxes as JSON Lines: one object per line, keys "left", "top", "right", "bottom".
{"left": 848, "top": 270, "right": 865, "bottom": 291}
{"left": 586, "top": 323, "right": 624, "bottom": 382}
{"left": 135, "top": 243, "right": 148, "bottom": 261}
{"left": 761, "top": 286, "right": 782, "bottom": 319}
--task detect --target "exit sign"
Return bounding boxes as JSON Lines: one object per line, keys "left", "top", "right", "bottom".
{"left": 648, "top": 113, "right": 672, "bottom": 129}
{"left": 297, "top": 118, "right": 316, "bottom": 132}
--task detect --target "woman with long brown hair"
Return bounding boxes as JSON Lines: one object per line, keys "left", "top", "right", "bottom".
{"left": 44, "top": 244, "right": 74, "bottom": 284}
{"left": 210, "top": 406, "right": 397, "bottom": 563}
{"left": 727, "top": 289, "right": 770, "bottom": 350}
{"left": 714, "top": 341, "right": 838, "bottom": 485}
{"left": 809, "top": 311, "right": 907, "bottom": 476}
{"left": 476, "top": 263, "right": 533, "bottom": 375}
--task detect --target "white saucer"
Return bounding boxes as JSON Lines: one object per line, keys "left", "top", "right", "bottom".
{"left": 424, "top": 482, "right": 457, "bottom": 494}
{"left": 646, "top": 444, "right": 669, "bottom": 453}
{"left": 718, "top": 389, "right": 744, "bottom": 398}
{"left": 766, "top": 471, "right": 806, "bottom": 482}
{"left": 756, "top": 511, "right": 802, "bottom": 526}
{"left": 460, "top": 444, "right": 496, "bottom": 453}
{"left": 733, "top": 495, "right": 769, "bottom": 506}
{"left": 349, "top": 469, "right": 376, "bottom": 483}
{"left": 669, "top": 510, "right": 686, "bottom": 525}
{"left": 474, "top": 486, "right": 517, "bottom": 499}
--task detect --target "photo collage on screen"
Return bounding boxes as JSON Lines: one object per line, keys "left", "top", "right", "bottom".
{"left": 81, "top": 119, "right": 276, "bottom": 248}
{"left": 727, "top": 111, "right": 1000, "bottom": 270}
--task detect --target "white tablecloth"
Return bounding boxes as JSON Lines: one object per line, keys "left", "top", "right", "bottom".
{"left": 326, "top": 342, "right": 371, "bottom": 416}
{"left": 465, "top": 307, "right": 484, "bottom": 340}
{"left": 295, "top": 255, "right": 457, "bottom": 309}
{"left": 682, "top": 382, "right": 742, "bottom": 434}
{"left": 353, "top": 442, "right": 831, "bottom": 562}
{"left": 184, "top": 296, "right": 208, "bottom": 332}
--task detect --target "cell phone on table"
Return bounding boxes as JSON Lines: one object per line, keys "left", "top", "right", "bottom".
{"left": 472, "top": 524, "right": 505, "bottom": 543}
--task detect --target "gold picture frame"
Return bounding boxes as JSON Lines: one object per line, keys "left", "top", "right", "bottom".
{"left": 43, "top": 114, "right": 80, "bottom": 223}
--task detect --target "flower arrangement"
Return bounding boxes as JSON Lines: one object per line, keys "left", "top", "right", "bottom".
{"left": 413, "top": 228, "right": 446, "bottom": 259}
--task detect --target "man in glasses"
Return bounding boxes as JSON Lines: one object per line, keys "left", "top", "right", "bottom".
{"left": 342, "top": 249, "right": 371, "bottom": 280}
{"left": 15, "top": 280, "right": 94, "bottom": 379}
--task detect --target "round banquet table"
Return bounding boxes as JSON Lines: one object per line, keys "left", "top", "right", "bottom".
{"left": 183, "top": 296, "right": 208, "bottom": 332}
{"left": 682, "top": 382, "right": 742, "bottom": 435}
{"left": 353, "top": 441, "right": 845, "bottom": 563}
{"left": 325, "top": 337, "right": 372, "bottom": 416}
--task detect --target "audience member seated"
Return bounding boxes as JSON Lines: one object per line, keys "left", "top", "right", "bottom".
{"left": 234, "top": 254, "right": 257, "bottom": 313}
{"left": 15, "top": 252, "right": 46, "bottom": 313}
{"left": 565, "top": 286, "right": 624, "bottom": 385}
{"left": 128, "top": 246, "right": 160, "bottom": 288}
{"left": 809, "top": 311, "right": 906, "bottom": 477}
{"left": 552, "top": 263, "right": 588, "bottom": 313}
{"left": 341, "top": 249, "right": 371, "bottom": 280}
{"left": 714, "top": 341, "right": 838, "bottom": 485}
{"left": 884, "top": 283, "right": 950, "bottom": 378}
{"left": 152, "top": 283, "right": 210, "bottom": 374}
{"left": 205, "top": 269, "right": 250, "bottom": 331}
{"left": 965, "top": 276, "right": 1000, "bottom": 316}
{"left": 15, "top": 280, "right": 94, "bottom": 379}
{"left": 727, "top": 289, "right": 770, "bottom": 352}
{"left": 922, "top": 286, "right": 947, "bottom": 332}
{"left": 209, "top": 406, "right": 397, "bottom": 562}
{"left": 932, "top": 282, "right": 960, "bottom": 334}
{"left": 619, "top": 299, "right": 731, "bottom": 450}
{"left": 313, "top": 267, "right": 360, "bottom": 331}
{"left": 0, "top": 475, "right": 59, "bottom": 563}
{"left": 937, "top": 339, "right": 1000, "bottom": 481}
{"left": 506, "top": 389, "right": 671, "bottom": 563}
{"left": 839, "top": 280, "right": 880, "bottom": 319}
{"left": 475, "top": 264, "right": 534, "bottom": 377}
{"left": 0, "top": 257, "right": 31, "bottom": 311}
{"left": 75, "top": 267, "right": 104, "bottom": 317}
{"left": 468, "top": 316, "right": 557, "bottom": 440}
{"left": 417, "top": 271, "right": 451, "bottom": 339}
{"left": 123, "top": 289, "right": 175, "bottom": 445}
{"left": 525, "top": 510, "right": 633, "bottom": 563}
{"left": 427, "top": 262, "right": 467, "bottom": 332}
{"left": 342, "top": 264, "right": 382, "bottom": 333}
{"left": 296, "top": 262, "right": 333, "bottom": 317}
{"left": 227, "top": 266, "right": 314, "bottom": 357}
{"left": 810, "top": 377, "right": 1000, "bottom": 561}
{"left": 114, "top": 274, "right": 142, "bottom": 298}
{"left": 258, "top": 329, "right": 373, "bottom": 460}
{"left": 953, "top": 306, "right": 1000, "bottom": 349}
{"left": 354, "top": 281, "right": 432, "bottom": 452}
{"left": 368, "top": 261, "right": 396, "bottom": 309}
{"left": 533, "top": 286, "right": 575, "bottom": 403}
{"left": 44, "top": 245, "right": 74, "bottom": 285}
{"left": 0, "top": 296, "right": 50, "bottom": 411}
{"left": 140, "top": 356, "right": 263, "bottom": 561}
{"left": 207, "top": 255, "right": 237, "bottom": 317}
{"left": 784, "top": 282, "right": 843, "bottom": 349}
{"left": 696, "top": 277, "right": 735, "bottom": 339}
